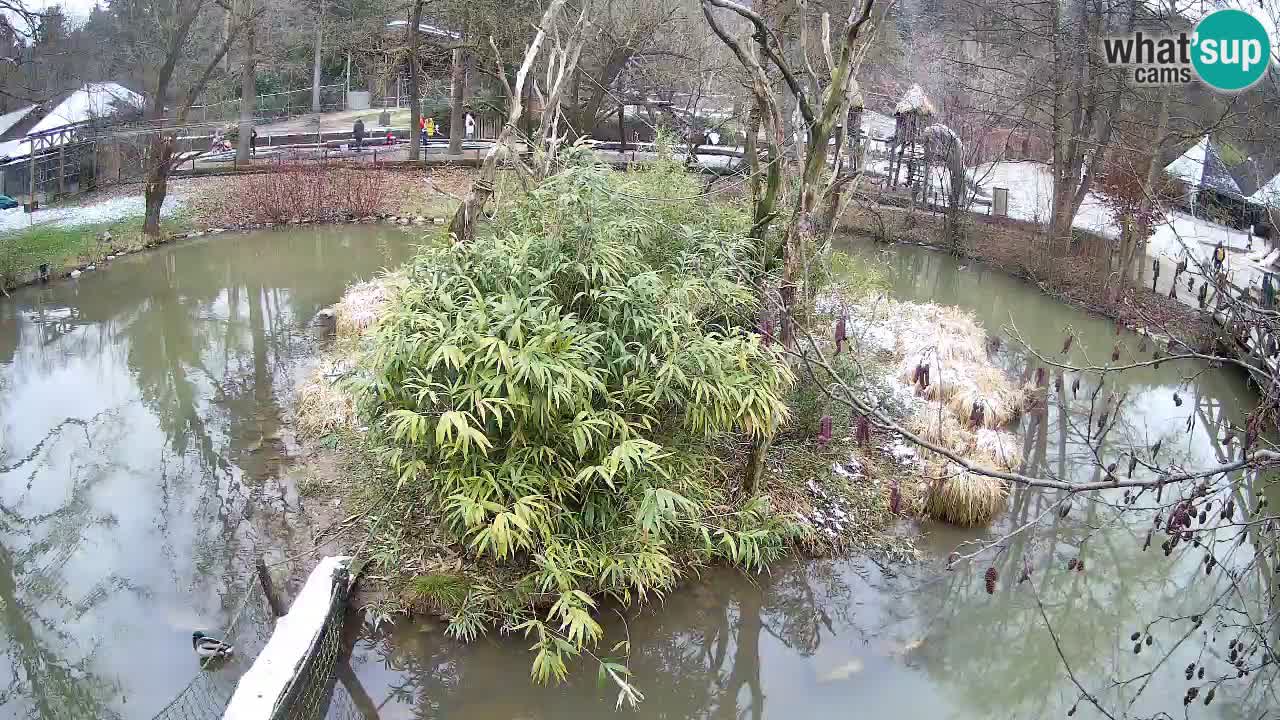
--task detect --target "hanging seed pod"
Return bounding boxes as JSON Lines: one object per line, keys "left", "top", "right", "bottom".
{"left": 818, "top": 415, "right": 833, "bottom": 446}
{"left": 1067, "top": 558, "right": 1079, "bottom": 571}
{"left": 758, "top": 317, "right": 775, "bottom": 344}
{"left": 1173, "top": 392, "right": 1183, "bottom": 407}
{"left": 1076, "top": 558, "right": 1085, "bottom": 573}
{"left": 1061, "top": 334, "right": 1075, "bottom": 355}
{"left": 1130, "top": 631, "right": 1141, "bottom": 641}
{"left": 970, "top": 401, "right": 985, "bottom": 429}
{"left": 1128, "top": 454, "right": 1138, "bottom": 478}
{"left": 1019, "top": 558, "right": 1032, "bottom": 584}
{"left": 1151, "top": 439, "right": 1162, "bottom": 459}
{"left": 1067, "top": 705, "right": 1077, "bottom": 717}
{"left": 1204, "top": 688, "right": 1215, "bottom": 706}
{"left": 1143, "top": 529, "right": 1152, "bottom": 551}
{"left": 1146, "top": 635, "right": 1153, "bottom": 646}
{"left": 1133, "top": 643, "right": 1142, "bottom": 654}
{"left": 984, "top": 566, "right": 998, "bottom": 594}
{"left": 1060, "top": 503, "right": 1070, "bottom": 518}
{"left": 1112, "top": 343, "right": 1121, "bottom": 362}
{"left": 1071, "top": 375, "right": 1081, "bottom": 397}
{"left": 1185, "top": 662, "right": 1196, "bottom": 680}
{"left": 1198, "top": 510, "right": 1207, "bottom": 524}
{"left": 1162, "top": 539, "right": 1173, "bottom": 555}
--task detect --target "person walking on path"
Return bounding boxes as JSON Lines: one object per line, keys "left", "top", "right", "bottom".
{"left": 352, "top": 118, "right": 366, "bottom": 151}
{"left": 1213, "top": 242, "right": 1227, "bottom": 272}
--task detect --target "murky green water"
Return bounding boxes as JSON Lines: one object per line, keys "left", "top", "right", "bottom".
{"left": 0, "top": 226, "right": 419, "bottom": 719}
{"left": 339, "top": 240, "right": 1272, "bottom": 719}
{"left": 3, "top": 231, "right": 1272, "bottom": 719}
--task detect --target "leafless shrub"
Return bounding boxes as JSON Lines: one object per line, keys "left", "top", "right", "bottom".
{"left": 234, "top": 164, "right": 389, "bottom": 224}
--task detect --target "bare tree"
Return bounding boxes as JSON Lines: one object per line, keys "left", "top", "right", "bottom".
{"left": 447, "top": 0, "right": 587, "bottom": 243}
{"left": 104, "top": 0, "right": 258, "bottom": 235}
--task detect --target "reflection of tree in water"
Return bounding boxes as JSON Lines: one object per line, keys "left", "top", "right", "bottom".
{"left": 0, "top": 228, "right": 417, "bottom": 714}
{"left": 0, "top": 443, "right": 127, "bottom": 719}
{"left": 350, "top": 562, "right": 862, "bottom": 720}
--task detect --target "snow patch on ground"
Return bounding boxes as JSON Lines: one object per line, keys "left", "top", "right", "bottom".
{"left": 0, "top": 192, "right": 183, "bottom": 234}
{"left": 969, "top": 160, "right": 1257, "bottom": 263}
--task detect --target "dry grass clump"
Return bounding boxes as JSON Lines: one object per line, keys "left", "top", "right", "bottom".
{"left": 866, "top": 300, "right": 1025, "bottom": 526}
{"left": 923, "top": 464, "right": 1009, "bottom": 526}
{"left": 971, "top": 428, "right": 1020, "bottom": 471}
{"left": 297, "top": 275, "right": 399, "bottom": 436}
{"left": 894, "top": 304, "right": 1025, "bottom": 427}
{"left": 296, "top": 358, "right": 357, "bottom": 436}
{"left": 335, "top": 280, "right": 390, "bottom": 341}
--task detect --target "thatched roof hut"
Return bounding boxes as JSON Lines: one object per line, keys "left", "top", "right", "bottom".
{"left": 894, "top": 84, "right": 936, "bottom": 118}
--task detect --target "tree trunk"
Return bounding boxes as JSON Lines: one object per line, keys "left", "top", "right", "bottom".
{"left": 310, "top": 12, "right": 323, "bottom": 114}
{"left": 143, "top": 135, "right": 174, "bottom": 236}
{"left": 236, "top": 14, "right": 256, "bottom": 164}
{"left": 448, "top": 47, "right": 465, "bottom": 154}
{"left": 407, "top": 0, "right": 424, "bottom": 161}
{"left": 1136, "top": 88, "right": 1172, "bottom": 288}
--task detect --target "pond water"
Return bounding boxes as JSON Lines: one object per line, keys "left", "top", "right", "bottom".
{"left": 339, "top": 240, "right": 1271, "bottom": 720}
{"left": 2, "top": 231, "right": 1271, "bottom": 719}
{"left": 0, "top": 226, "right": 420, "bottom": 719}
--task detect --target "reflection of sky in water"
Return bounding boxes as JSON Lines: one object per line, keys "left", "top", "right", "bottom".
{"left": 330, "top": 241, "right": 1268, "bottom": 720}
{"left": 0, "top": 227, "right": 418, "bottom": 718}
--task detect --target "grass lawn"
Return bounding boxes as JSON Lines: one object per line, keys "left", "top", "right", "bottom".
{"left": 0, "top": 213, "right": 189, "bottom": 290}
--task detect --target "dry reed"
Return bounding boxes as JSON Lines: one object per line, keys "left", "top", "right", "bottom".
{"left": 335, "top": 280, "right": 390, "bottom": 341}
{"left": 924, "top": 463, "right": 1008, "bottom": 526}
{"left": 862, "top": 300, "right": 1025, "bottom": 526}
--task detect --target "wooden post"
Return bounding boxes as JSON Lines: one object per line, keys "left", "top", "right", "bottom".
{"left": 27, "top": 143, "right": 36, "bottom": 204}
{"left": 618, "top": 103, "right": 626, "bottom": 153}
{"left": 256, "top": 557, "right": 287, "bottom": 617}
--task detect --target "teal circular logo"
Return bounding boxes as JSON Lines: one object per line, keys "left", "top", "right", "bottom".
{"left": 1192, "top": 9, "right": 1271, "bottom": 92}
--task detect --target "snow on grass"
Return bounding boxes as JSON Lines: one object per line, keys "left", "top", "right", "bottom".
{"left": 0, "top": 192, "right": 183, "bottom": 234}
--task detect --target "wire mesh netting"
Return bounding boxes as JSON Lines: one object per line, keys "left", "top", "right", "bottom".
{"left": 268, "top": 565, "right": 351, "bottom": 720}
{"left": 147, "top": 560, "right": 355, "bottom": 720}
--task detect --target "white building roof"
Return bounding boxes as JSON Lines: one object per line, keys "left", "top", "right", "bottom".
{"left": 386, "top": 19, "right": 461, "bottom": 40}
{"left": 1164, "top": 135, "right": 1242, "bottom": 197}
{"left": 0, "top": 83, "right": 143, "bottom": 162}
{"left": 0, "top": 104, "right": 37, "bottom": 137}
